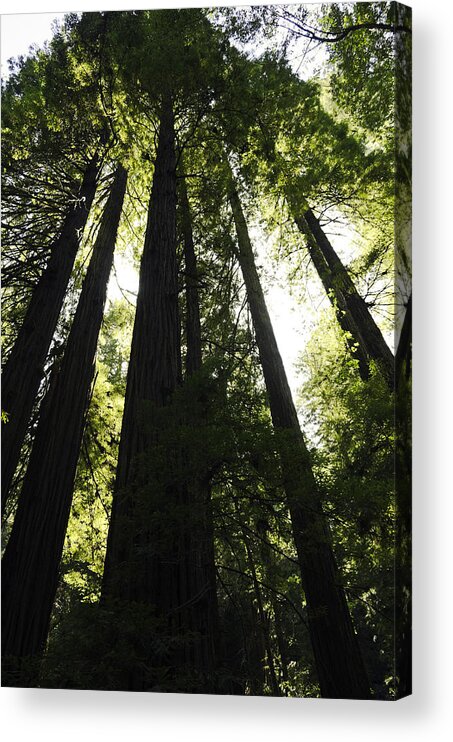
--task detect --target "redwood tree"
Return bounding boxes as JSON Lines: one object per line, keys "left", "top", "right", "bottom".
{"left": 1, "top": 155, "right": 100, "bottom": 511}
{"left": 296, "top": 206, "right": 394, "bottom": 388}
{"left": 228, "top": 169, "right": 371, "bottom": 699}
{"left": 179, "top": 167, "right": 220, "bottom": 673}
{"left": 102, "top": 99, "right": 217, "bottom": 691}
{"left": 293, "top": 210, "right": 371, "bottom": 381}
{"left": 2, "top": 165, "right": 127, "bottom": 683}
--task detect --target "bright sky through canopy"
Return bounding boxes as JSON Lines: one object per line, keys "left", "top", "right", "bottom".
{"left": 0, "top": 7, "right": 374, "bottom": 409}
{"left": 1, "top": 13, "right": 66, "bottom": 76}
{"left": 0, "top": 8, "right": 324, "bottom": 407}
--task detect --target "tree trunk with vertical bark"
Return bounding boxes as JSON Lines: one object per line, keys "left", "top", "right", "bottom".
{"left": 299, "top": 207, "right": 394, "bottom": 388}
{"left": 102, "top": 100, "right": 216, "bottom": 691}
{"left": 293, "top": 213, "right": 370, "bottom": 381}
{"left": 1, "top": 156, "right": 100, "bottom": 512}
{"left": 228, "top": 172, "right": 371, "bottom": 699}
{"left": 1, "top": 165, "right": 127, "bottom": 685}
{"left": 179, "top": 168, "right": 220, "bottom": 683}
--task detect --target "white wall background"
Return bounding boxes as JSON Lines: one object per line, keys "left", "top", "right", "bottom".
{"left": 1, "top": 0, "right": 452, "bottom": 739}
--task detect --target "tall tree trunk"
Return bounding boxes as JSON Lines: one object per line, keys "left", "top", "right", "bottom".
{"left": 102, "top": 97, "right": 180, "bottom": 607}
{"left": 179, "top": 170, "right": 220, "bottom": 681}
{"left": 1, "top": 165, "right": 127, "bottom": 684}
{"left": 102, "top": 100, "right": 215, "bottom": 691}
{"left": 1, "top": 156, "right": 100, "bottom": 512}
{"left": 228, "top": 173, "right": 371, "bottom": 699}
{"left": 297, "top": 207, "right": 394, "bottom": 388}
{"left": 293, "top": 213, "right": 370, "bottom": 381}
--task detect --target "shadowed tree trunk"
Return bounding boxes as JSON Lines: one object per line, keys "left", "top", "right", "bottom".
{"left": 228, "top": 171, "right": 371, "bottom": 699}
{"left": 179, "top": 169, "right": 220, "bottom": 680}
{"left": 297, "top": 207, "right": 394, "bottom": 388}
{"left": 1, "top": 156, "right": 100, "bottom": 512}
{"left": 293, "top": 213, "right": 370, "bottom": 381}
{"left": 252, "top": 132, "right": 392, "bottom": 387}
{"left": 102, "top": 99, "right": 216, "bottom": 691}
{"left": 1, "top": 165, "right": 127, "bottom": 685}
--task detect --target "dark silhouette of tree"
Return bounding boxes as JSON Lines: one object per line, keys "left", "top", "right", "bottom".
{"left": 294, "top": 207, "right": 394, "bottom": 387}
{"left": 1, "top": 157, "right": 100, "bottom": 511}
{"left": 228, "top": 169, "right": 371, "bottom": 699}
{"left": 102, "top": 98, "right": 218, "bottom": 691}
{"left": 2, "top": 166, "right": 127, "bottom": 685}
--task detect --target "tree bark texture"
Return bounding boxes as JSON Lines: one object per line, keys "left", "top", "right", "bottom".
{"left": 1, "top": 165, "right": 127, "bottom": 682}
{"left": 179, "top": 169, "right": 221, "bottom": 680}
{"left": 1, "top": 156, "right": 100, "bottom": 512}
{"left": 300, "top": 208, "right": 394, "bottom": 389}
{"left": 102, "top": 100, "right": 216, "bottom": 691}
{"left": 229, "top": 175, "right": 371, "bottom": 699}
{"left": 293, "top": 213, "right": 370, "bottom": 381}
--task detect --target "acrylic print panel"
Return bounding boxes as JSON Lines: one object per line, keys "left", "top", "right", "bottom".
{"left": 1, "top": 1, "right": 412, "bottom": 700}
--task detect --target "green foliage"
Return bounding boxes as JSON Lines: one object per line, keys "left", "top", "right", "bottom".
{"left": 298, "top": 311, "right": 397, "bottom": 696}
